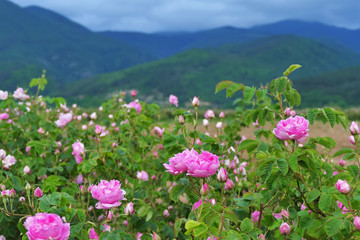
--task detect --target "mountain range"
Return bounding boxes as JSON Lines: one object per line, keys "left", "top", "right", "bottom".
{"left": 1, "top": 0, "right": 360, "bottom": 108}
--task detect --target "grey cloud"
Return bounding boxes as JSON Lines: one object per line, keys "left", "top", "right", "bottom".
{"left": 9, "top": 0, "right": 360, "bottom": 32}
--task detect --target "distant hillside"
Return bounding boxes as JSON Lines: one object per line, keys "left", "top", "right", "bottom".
{"left": 102, "top": 20, "right": 360, "bottom": 58}
{"left": 296, "top": 66, "right": 360, "bottom": 108}
{"left": 102, "top": 27, "right": 267, "bottom": 58}
{"left": 0, "top": 0, "right": 154, "bottom": 92}
{"left": 62, "top": 35, "right": 360, "bottom": 107}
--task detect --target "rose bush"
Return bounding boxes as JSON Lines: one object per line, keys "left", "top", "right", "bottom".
{"left": 1, "top": 65, "right": 360, "bottom": 239}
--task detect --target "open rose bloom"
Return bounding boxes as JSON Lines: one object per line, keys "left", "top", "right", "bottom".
{"left": 273, "top": 116, "right": 309, "bottom": 143}
{"left": 24, "top": 212, "right": 70, "bottom": 240}
{"left": 90, "top": 179, "right": 126, "bottom": 209}
{"left": 163, "top": 149, "right": 199, "bottom": 175}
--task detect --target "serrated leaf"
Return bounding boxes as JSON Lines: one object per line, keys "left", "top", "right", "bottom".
{"left": 146, "top": 209, "right": 153, "bottom": 221}
{"left": 215, "top": 80, "right": 233, "bottom": 93}
{"left": 259, "top": 160, "right": 274, "bottom": 181}
{"left": 307, "top": 109, "right": 315, "bottom": 125}
{"left": 307, "top": 189, "right": 321, "bottom": 202}
{"left": 240, "top": 218, "right": 254, "bottom": 233}
{"left": 169, "top": 184, "right": 185, "bottom": 202}
{"left": 325, "top": 217, "right": 341, "bottom": 237}
{"left": 348, "top": 165, "right": 359, "bottom": 178}
{"left": 332, "top": 148, "right": 353, "bottom": 157}
{"left": 238, "top": 139, "right": 258, "bottom": 153}
{"left": 289, "top": 154, "right": 299, "bottom": 173}
{"left": 227, "top": 82, "right": 245, "bottom": 98}
{"left": 243, "top": 86, "right": 256, "bottom": 102}
{"left": 283, "top": 64, "right": 302, "bottom": 76}
{"left": 276, "top": 77, "right": 287, "bottom": 93}
{"left": 276, "top": 158, "right": 289, "bottom": 175}
{"left": 324, "top": 108, "right": 336, "bottom": 128}
{"left": 319, "top": 193, "right": 331, "bottom": 212}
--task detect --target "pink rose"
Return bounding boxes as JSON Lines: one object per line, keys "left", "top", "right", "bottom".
{"left": 217, "top": 167, "right": 227, "bottom": 182}
{"left": 178, "top": 115, "right": 184, "bottom": 124}
{"left": 186, "top": 151, "right": 220, "bottom": 177}
{"left": 89, "top": 228, "right": 99, "bottom": 240}
{"left": 0, "top": 90, "right": 8, "bottom": 100}
{"left": 137, "top": 170, "right": 149, "bottom": 181}
{"left": 164, "top": 148, "right": 199, "bottom": 175}
{"left": 0, "top": 113, "right": 9, "bottom": 120}
{"left": 350, "top": 121, "right": 360, "bottom": 135}
{"left": 72, "top": 140, "right": 85, "bottom": 164}
{"left": 252, "top": 210, "right": 260, "bottom": 223}
{"left": 204, "top": 110, "right": 215, "bottom": 119}
{"left": 339, "top": 159, "right": 345, "bottom": 166}
{"left": 127, "top": 101, "right": 142, "bottom": 114}
{"left": 13, "top": 87, "right": 27, "bottom": 101}
{"left": 169, "top": 94, "right": 178, "bottom": 107}
{"left": 2, "top": 155, "right": 16, "bottom": 169}
{"left": 192, "top": 96, "right": 199, "bottom": 107}
{"left": 200, "top": 183, "right": 210, "bottom": 195}
{"left": 154, "top": 126, "right": 165, "bottom": 137}
{"left": 23, "top": 165, "right": 31, "bottom": 175}
{"left": 280, "top": 209, "right": 289, "bottom": 218}
{"left": 219, "top": 112, "right": 225, "bottom": 118}
{"left": 74, "top": 174, "right": 84, "bottom": 184}
{"left": 336, "top": 179, "right": 350, "bottom": 193}
{"left": 125, "top": 202, "right": 135, "bottom": 215}
{"left": 55, "top": 113, "right": 72, "bottom": 128}
{"left": 224, "top": 178, "right": 234, "bottom": 190}
{"left": 273, "top": 116, "right": 309, "bottom": 143}
{"left": 354, "top": 217, "right": 360, "bottom": 230}
{"left": 337, "top": 201, "right": 349, "bottom": 214}
{"left": 279, "top": 222, "right": 291, "bottom": 234}
{"left": 350, "top": 135, "right": 356, "bottom": 145}
{"left": 24, "top": 212, "right": 70, "bottom": 240}
{"left": 131, "top": 90, "right": 137, "bottom": 97}
{"left": 90, "top": 180, "right": 126, "bottom": 209}
{"left": 34, "top": 187, "right": 43, "bottom": 198}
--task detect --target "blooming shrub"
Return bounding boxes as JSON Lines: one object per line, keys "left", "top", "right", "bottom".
{"left": 0, "top": 64, "right": 360, "bottom": 239}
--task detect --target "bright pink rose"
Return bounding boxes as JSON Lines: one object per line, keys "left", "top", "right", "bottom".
{"left": 200, "top": 183, "right": 210, "bottom": 195}
{"left": 217, "top": 167, "right": 227, "bottom": 181}
{"left": 89, "top": 228, "right": 99, "bottom": 240}
{"left": 127, "top": 101, "right": 142, "bottom": 114}
{"left": 131, "top": 90, "right": 137, "bottom": 97}
{"left": 279, "top": 222, "right": 291, "bottom": 234}
{"left": 273, "top": 116, "right": 309, "bottom": 143}
{"left": 34, "top": 187, "right": 43, "bottom": 198}
{"left": 339, "top": 159, "right": 345, "bottom": 166}
{"left": 204, "top": 110, "right": 215, "bottom": 119}
{"left": 137, "top": 170, "right": 149, "bottom": 181}
{"left": 354, "top": 217, "right": 360, "bottom": 230}
{"left": 90, "top": 180, "right": 126, "bottom": 209}
{"left": 224, "top": 178, "right": 234, "bottom": 190}
{"left": 186, "top": 151, "right": 220, "bottom": 177}
{"left": 280, "top": 209, "right": 289, "bottom": 218}
{"left": 178, "top": 115, "right": 184, "bottom": 124}
{"left": 252, "top": 210, "right": 260, "bottom": 223}
{"left": 164, "top": 149, "right": 199, "bottom": 175}
{"left": 24, "top": 213, "right": 70, "bottom": 240}
{"left": 336, "top": 179, "right": 350, "bottom": 193}
{"left": 192, "top": 199, "right": 203, "bottom": 211}
{"left": 337, "top": 201, "right": 349, "bottom": 214}
{"left": 169, "top": 94, "right": 178, "bottom": 107}
{"left": 0, "top": 113, "right": 9, "bottom": 120}
{"left": 74, "top": 174, "right": 84, "bottom": 184}
{"left": 72, "top": 140, "right": 85, "bottom": 164}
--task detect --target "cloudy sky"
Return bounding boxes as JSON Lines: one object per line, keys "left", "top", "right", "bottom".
{"left": 9, "top": 0, "right": 360, "bottom": 33}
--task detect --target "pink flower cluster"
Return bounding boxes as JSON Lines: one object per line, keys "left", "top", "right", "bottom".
{"left": 154, "top": 126, "right": 165, "bottom": 137}
{"left": 24, "top": 212, "right": 70, "bottom": 240}
{"left": 95, "top": 125, "right": 108, "bottom": 137}
{"left": 0, "top": 113, "right": 9, "bottom": 120}
{"left": 336, "top": 179, "right": 350, "bottom": 193}
{"left": 169, "top": 94, "right": 178, "bottom": 107}
{"left": 0, "top": 90, "right": 8, "bottom": 100}
{"left": 127, "top": 101, "right": 142, "bottom": 114}
{"left": 90, "top": 179, "right": 126, "bottom": 209}
{"left": 55, "top": 113, "right": 72, "bottom": 128}
{"left": 13, "top": 87, "right": 28, "bottom": 101}
{"left": 72, "top": 140, "right": 85, "bottom": 164}
{"left": 164, "top": 149, "right": 220, "bottom": 177}
{"left": 1, "top": 188, "right": 16, "bottom": 197}
{"left": 273, "top": 116, "right": 309, "bottom": 143}
{"left": 1, "top": 150, "right": 16, "bottom": 170}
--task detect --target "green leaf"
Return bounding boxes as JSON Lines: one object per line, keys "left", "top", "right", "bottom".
{"left": 215, "top": 80, "right": 233, "bottom": 93}
{"left": 17, "top": 219, "right": 27, "bottom": 234}
{"left": 163, "top": 134, "right": 178, "bottom": 148}
{"left": 137, "top": 205, "right": 149, "bottom": 217}
{"left": 223, "top": 212, "right": 239, "bottom": 224}
{"left": 325, "top": 217, "right": 341, "bottom": 237}
{"left": 240, "top": 218, "right": 254, "bottom": 233}
{"left": 146, "top": 209, "right": 153, "bottom": 221}
{"left": 306, "top": 189, "right": 321, "bottom": 203}
{"left": 276, "top": 158, "right": 289, "bottom": 175}
{"left": 319, "top": 193, "right": 332, "bottom": 212}
{"left": 289, "top": 153, "right": 299, "bottom": 173}
{"left": 185, "top": 220, "right": 208, "bottom": 237}
{"left": 283, "top": 64, "right": 302, "bottom": 76}
{"left": 324, "top": 108, "right": 336, "bottom": 128}
{"left": 70, "top": 222, "right": 85, "bottom": 235}
{"left": 169, "top": 184, "right": 185, "bottom": 202}
{"left": 238, "top": 139, "right": 258, "bottom": 153}
{"left": 226, "top": 82, "right": 245, "bottom": 98}
{"left": 348, "top": 165, "right": 359, "bottom": 178}
{"left": 243, "top": 86, "right": 256, "bottom": 102}
{"left": 307, "top": 109, "right": 315, "bottom": 125}
{"left": 259, "top": 160, "right": 274, "bottom": 181}
{"left": 332, "top": 148, "right": 353, "bottom": 157}
{"left": 276, "top": 77, "right": 287, "bottom": 93}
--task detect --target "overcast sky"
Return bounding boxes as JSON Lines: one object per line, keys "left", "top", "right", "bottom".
{"left": 9, "top": 0, "right": 360, "bottom": 33}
